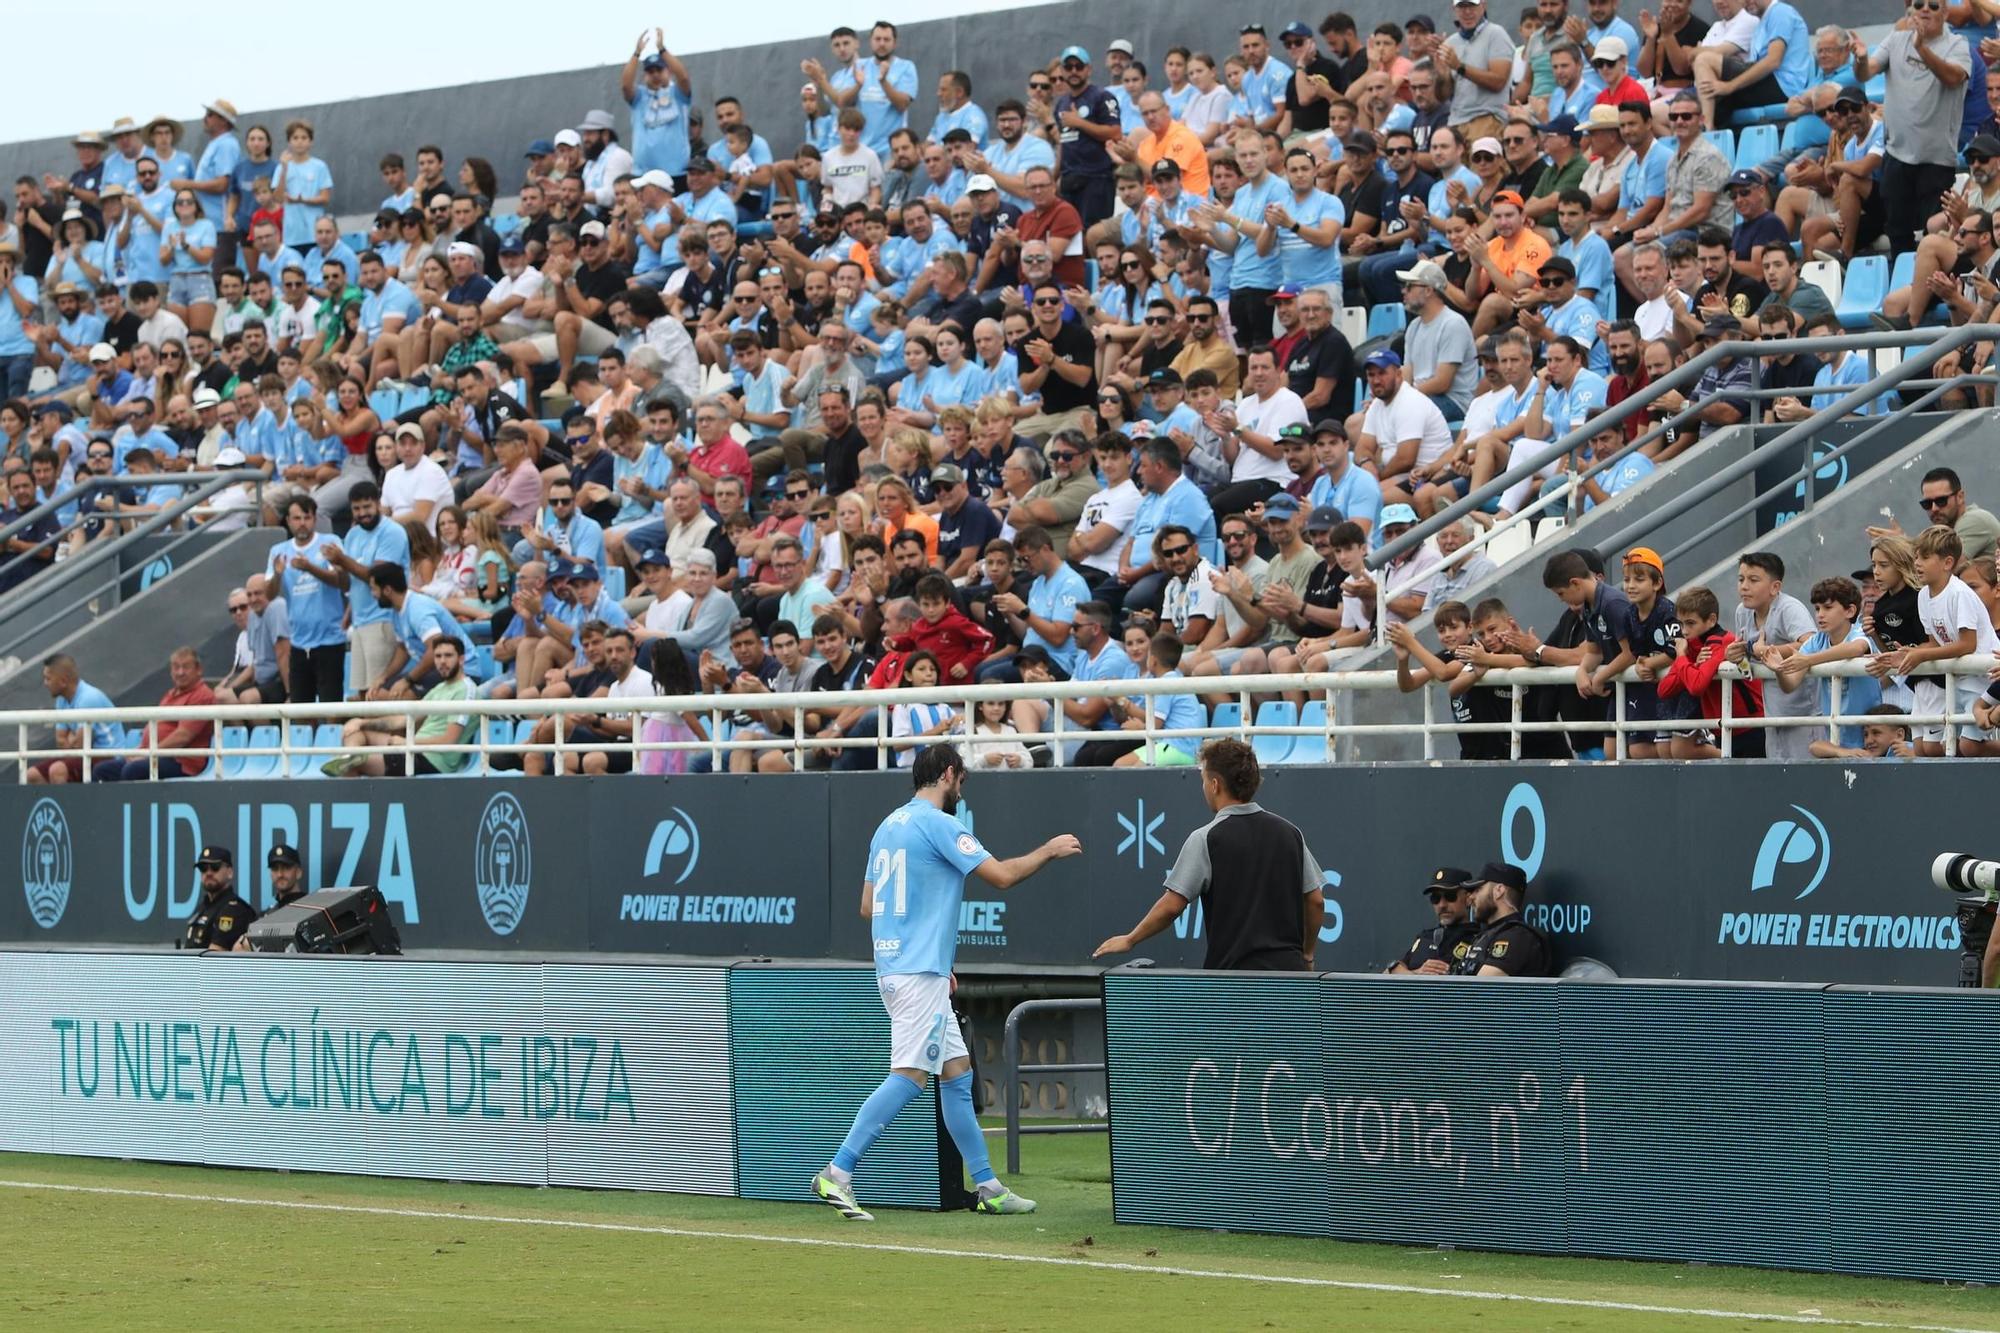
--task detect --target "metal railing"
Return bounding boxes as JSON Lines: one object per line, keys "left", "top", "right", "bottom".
{"left": 1370, "top": 325, "right": 1996, "bottom": 576}
{"left": 1002, "top": 998, "right": 1104, "bottom": 1174}
{"left": 0, "top": 469, "right": 267, "bottom": 665}
{"left": 10, "top": 654, "right": 1993, "bottom": 777}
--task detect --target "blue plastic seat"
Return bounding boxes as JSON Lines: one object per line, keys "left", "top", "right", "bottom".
{"left": 286, "top": 726, "right": 320, "bottom": 779}
{"left": 1702, "top": 129, "right": 1735, "bottom": 162}
{"left": 1285, "top": 700, "right": 1330, "bottom": 765}
{"left": 1836, "top": 256, "right": 1888, "bottom": 330}
{"left": 1251, "top": 701, "right": 1297, "bottom": 765}
{"left": 368, "top": 388, "right": 400, "bottom": 422}
{"left": 1890, "top": 249, "right": 1916, "bottom": 293}
{"left": 295, "top": 722, "right": 345, "bottom": 779}
{"left": 604, "top": 566, "right": 627, "bottom": 600}
{"left": 1780, "top": 116, "right": 1829, "bottom": 154}
{"left": 217, "top": 726, "right": 250, "bottom": 779}
{"left": 1366, "top": 302, "right": 1407, "bottom": 338}
{"left": 1209, "top": 701, "right": 1243, "bottom": 734}
{"left": 1726, "top": 103, "right": 1787, "bottom": 127}
{"left": 1733, "top": 124, "right": 1778, "bottom": 173}
{"left": 240, "top": 725, "right": 280, "bottom": 780}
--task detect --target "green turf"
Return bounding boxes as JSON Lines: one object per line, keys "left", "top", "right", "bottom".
{"left": 2, "top": 1132, "right": 1995, "bottom": 1331}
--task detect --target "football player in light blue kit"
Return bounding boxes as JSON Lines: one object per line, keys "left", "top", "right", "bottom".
{"left": 815, "top": 743, "right": 1081, "bottom": 1221}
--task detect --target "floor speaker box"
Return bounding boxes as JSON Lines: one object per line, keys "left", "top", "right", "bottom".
{"left": 242, "top": 886, "right": 402, "bottom": 955}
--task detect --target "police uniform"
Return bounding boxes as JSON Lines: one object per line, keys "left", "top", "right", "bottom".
{"left": 1448, "top": 861, "right": 1554, "bottom": 977}
{"left": 178, "top": 844, "right": 257, "bottom": 951}
{"left": 1395, "top": 866, "right": 1479, "bottom": 970}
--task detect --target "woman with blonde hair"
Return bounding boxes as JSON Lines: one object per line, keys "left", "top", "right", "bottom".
{"left": 451, "top": 508, "right": 515, "bottom": 623}
{"left": 875, "top": 475, "right": 939, "bottom": 564}
{"left": 883, "top": 427, "right": 935, "bottom": 505}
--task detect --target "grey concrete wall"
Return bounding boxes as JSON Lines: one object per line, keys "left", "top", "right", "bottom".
{"left": 0, "top": 0, "right": 1897, "bottom": 216}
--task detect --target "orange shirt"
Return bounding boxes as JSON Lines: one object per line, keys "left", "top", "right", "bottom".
{"left": 882, "top": 508, "right": 939, "bottom": 564}
{"left": 1138, "top": 121, "right": 1211, "bottom": 198}
{"left": 1486, "top": 229, "right": 1552, "bottom": 286}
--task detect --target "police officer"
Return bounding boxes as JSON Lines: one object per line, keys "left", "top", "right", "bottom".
{"left": 1389, "top": 866, "right": 1479, "bottom": 974}
{"left": 179, "top": 845, "right": 257, "bottom": 951}
{"left": 1450, "top": 862, "right": 1553, "bottom": 978}
{"left": 233, "top": 844, "right": 308, "bottom": 951}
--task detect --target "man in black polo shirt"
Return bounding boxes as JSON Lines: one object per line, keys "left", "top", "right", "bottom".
{"left": 1388, "top": 866, "right": 1480, "bottom": 974}
{"left": 1277, "top": 22, "right": 1343, "bottom": 138}
{"left": 1449, "top": 862, "right": 1553, "bottom": 977}
{"left": 1052, "top": 45, "right": 1123, "bottom": 226}
{"left": 1018, "top": 281, "right": 1099, "bottom": 437}
{"left": 1095, "top": 738, "right": 1324, "bottom": 970}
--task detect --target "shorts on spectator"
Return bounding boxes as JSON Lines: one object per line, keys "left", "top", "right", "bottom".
{"left": 1136, "top": 741, "right": 1195, "bottom": 767}
{"left": 529, "top": 321, "right": 617, "bottom": 362}
{"left": 1913, "top": 679, "right": 1994, "bottom": 745}
{"left": 169, "top": 272, "right": 217, "bottom": 307}
{"left": 30, "top": 755, "right": 86, "bottom": 782}
{"left": 1204, "top": 646, "right": 1257, "bottom": 672}
{"left": 383, "top": 752, "right": 444, "bottom": 776}
{"left": 567, "top": 723, "right": 632, "bottom": 773}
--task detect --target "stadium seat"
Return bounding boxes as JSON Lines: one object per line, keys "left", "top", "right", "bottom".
{"left": 1800, "top": 260, "right": 1842, "bottom": 310}
{"left": 298, "top": 722, "right": 345, "bottom": 779}
{"left": 604, "top": 566, "right": 626, "bottom": 600}
{"left": 286, "top": 727, "right": 320, "bottom": 779}
{"left": 1366, "top": 303, "right": 1407, "bottom": 338}
{"left": 368, "top": 388, "right": 400, "bottom": 422}
{"left": 217, "top": 726, "right": 250, "bottom": 779}
{"left": 1250, "top": 701, "right": 1296, "bottom": 765}
{"left": 1702, "top": 129, "right": 1735, "bottom": 162}
{"left": 1726, "top": 103, "right": 1786, "bottom": 128}
{"left": 1533, "top": 515, "right": 1568, "bottom": 545}
{"left": 1483, "top": 521, "right": 1533, "bottom": 567}
{"left": 1209, "top": 700, "right": 1243, "bottom": 735}
{"left": 1889, "top": 249, "right": 1916, "bottom": 293}
{"left": 1781, "top": 116, "right": 1829, "bottom": 153}
{"left": 1285, "top": 700, "right": 1330, "bottom": 765}
{"left": 241, "top": 725, "right": 281, "bottom": 780}
{"left": 1836, "top": 256, "right": 1887, "bottom": 330}
{"left": 466, "top": 642, "right": 496, "bottom": 682}
{"left": 1733, "top": 124, "right": 1778, "bottom": 173}
{"left": 1864, "top": 72, "right": 1885, "bottom": 101}
{"left": 1339, "top": 305, "right": 1367, "bottom": 347}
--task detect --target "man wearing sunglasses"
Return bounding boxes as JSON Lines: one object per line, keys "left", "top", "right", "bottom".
{"left": 1692, "top": 0, "right": 1812, "bottom": 130}
{"left": 1388, "top": 867, "right": 1481, "bottom": 974}
{"left": 1050, "top": 46, "right": 1122, "bottom": 227}
{"left": 1865, "top": 467, "right": 2000, "bottom": 564}
{"left": 1852, "top": 0, "right": 1973, "bottom": 257}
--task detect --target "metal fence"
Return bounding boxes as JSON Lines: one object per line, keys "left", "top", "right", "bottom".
{"left": 8, "top": 654, "right": 1991, "bottom": 778}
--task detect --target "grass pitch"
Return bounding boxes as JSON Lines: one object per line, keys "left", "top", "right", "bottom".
{"left": 2, "top": 1132, "right": 1996, "bottom": 1331}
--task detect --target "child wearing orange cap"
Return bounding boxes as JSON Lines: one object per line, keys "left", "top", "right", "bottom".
{"left": 1622, "top": 546, "right": 1677, "bottom": 759}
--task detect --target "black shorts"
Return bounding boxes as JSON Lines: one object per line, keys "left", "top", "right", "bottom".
{"left": 382, "top": 752, "right": 442, "bottom": 776}
{"left": 565, "top": 725, "right": 632, "bottom": 772}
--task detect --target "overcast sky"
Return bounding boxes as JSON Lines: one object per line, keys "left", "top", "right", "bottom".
{"left": 4, "top": 0, "right": 1036, "bottom": 143}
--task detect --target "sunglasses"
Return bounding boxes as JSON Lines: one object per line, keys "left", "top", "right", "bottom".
{"left": 162, "top": 350, "right": 183, "bottom": 358}
{"left": 1189, "top": 312, "right": 1214, "bottom": 321}
{"left": 1048, "top": 449, "right": 1079, "bottom": 461}
{"left": 1158, "top": 543, "right": 1193, "bottom": 557}
{"left": 1033, "top": 296, "right": 1063, "bottom": 306}
{"left": 1281, "top": 35, "right": 1307, "bottom": 46}
{"left": 785, "top": 488, "right": 811, "bottom": 499}
{"left": 1502, "top": 136, "right": 1530, "bottom": 146}
{"left": 1061, "top": 60, "right": 1086, "bottom": 70}
{"left": 1121, "top": 259, "right": 1144, "bottom": 270}
{"left": 1920, "top": 495, "right": 1956, "bottom": 509}
{"left": 227, "top": 603, "right": 249, "bottom": 612}
{"left": 1973, "top": 155, "right": 1997, "bottom": 166}
{"left": 1386, "top": 146, "right": 1414, "bottom": 156}
{"left": 770, "top": 211, "right": 797, "bottom": 221}
{"left": 1142, "top": 315, "right": 1170, "bottom": 325}
{"left": 1538, "top": 274, "right": 1570, "bottom": 285}
{"left": 1471, "top": 152, "right": 1497, "bottom": 163}
{"left": 1029, "top": 81, "right": 1052, "bottom": 91}
{"left": 1591, "top": 58, "right": 1619, "bottom": 69}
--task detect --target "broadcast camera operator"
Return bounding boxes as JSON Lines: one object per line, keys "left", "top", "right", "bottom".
{"left": 179, "top": 845, "right": 256, "bottom": 951}
{"left": 233, "top": 844, "right": 307, "bottom": 952}
{"left": 1388, "top": 867, "right": 1479, "bottom": 974}
{"left": 1449, "top": 863, "right": 1553, "bottom": 978}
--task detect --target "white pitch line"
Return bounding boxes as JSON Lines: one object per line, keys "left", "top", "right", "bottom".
{"left": 0, "top": 1177, "right": 1991, "bottom": 1333}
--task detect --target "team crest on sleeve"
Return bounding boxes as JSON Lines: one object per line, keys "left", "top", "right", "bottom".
{"left": 1492, "top": 940, "right": 1509, "bottom": 958}
{"left": 1452, "top": 942, "right": 1469, "bottom": 958}
{"left": 956, "top": 833, "right": 980, "bottom": 856}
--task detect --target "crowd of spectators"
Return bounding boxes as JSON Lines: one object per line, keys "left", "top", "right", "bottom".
{"left": 8, "top": 2, "right": 2000, "bottom": 772}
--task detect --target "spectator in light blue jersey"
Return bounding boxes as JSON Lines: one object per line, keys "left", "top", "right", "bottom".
{"left": 624, "top": 34, "right": 694, "bottom": 180}
{"left": 182, "top": 101, "right": 242, "bottom": 234}
{"left": 273, "top": 120, "right": 333, "bottom": 249}
{"left": 27, "top": 653, "right": 123, "bottom": 785}
{"left": 929, "top": 70, "right": 989, "bottom": 145}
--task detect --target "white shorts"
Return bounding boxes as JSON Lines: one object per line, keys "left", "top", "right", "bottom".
{"left": 1913, "top": 679, "right": 1995, "bottom": 745}
{"left": 878, "top": 972, "right": 966, "bottom": 1075}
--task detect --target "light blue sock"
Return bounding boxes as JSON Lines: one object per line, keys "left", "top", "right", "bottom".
{"left": 833, "top": 1073, "right": 922, "bottom": 1173}
{"left": 940, "top": 1071, "right": 996, "bottom": 1186}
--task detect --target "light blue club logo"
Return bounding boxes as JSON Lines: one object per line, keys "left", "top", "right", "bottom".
{"left": 22, "top": 797, "right": 72, "bottom": 929}
{"left": 473, "top": 792, "right": 532, "bottom": 935}
{"left": 643, "top": 807, "right": 702, "bottom": 885}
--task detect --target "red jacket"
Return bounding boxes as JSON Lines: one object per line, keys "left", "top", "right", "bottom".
{"left": 889, "top": 606, "right": 996, "bottom": 681}
{"left": 1658, "top": 627, "right": 1763, "bottom": 730}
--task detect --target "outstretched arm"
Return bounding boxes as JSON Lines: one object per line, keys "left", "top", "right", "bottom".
{"left": 1094, "top": 890, "right": 1189, "bottom": 956}
{"left": 973, "top": 834, "right": 1083, "bottom": 889}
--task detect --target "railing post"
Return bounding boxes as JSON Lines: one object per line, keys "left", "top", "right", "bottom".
{"left": 1720, "top": 667, "right": 1735, "bottom": 758}
{"left": 1509, "top": 681, "right": 1522, "bottom": 760}
{"left": 792, "top": 707, "right": 806, "bottom": 772}
{"left": 1420, "top": 684, "right": 1435, "bottom": 761}
{"left": 1944, "top": 664, "right": 1959, "bottom": 758}
{"left": 1612, "top": 678, "right": 1626, "bottom": 761}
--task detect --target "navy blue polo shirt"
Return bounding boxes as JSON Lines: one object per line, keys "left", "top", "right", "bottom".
{"left": 1054, "top": 85, "right": 1121, "bottom": 178}
{"left": 1584, "top": 579, "right": 1641, "bottom": 661}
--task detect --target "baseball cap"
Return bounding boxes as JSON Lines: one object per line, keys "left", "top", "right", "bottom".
{"left": 267, "top": 843, "right": 301, "bottom": 869}
{"left": 1727, "top": 168, "right": 1767, "bottom": 190}
{"left": 577, "top": 109, "right": 617, "bottom": 132}
{"left": 930, "top": 463, "right": 967, "bottom": 486}
{"left": 1538, "top": 256, "right": 1577, "bottom": 281}
{"left": 685, "top": 155, "right": 717, "bottom": 174}
{"left": 636, "top": 549, "right": 672, "bottom": 570}
{"left": 1013, "top": 643, "right": 1071, "bottom": 681}
{"left": 1271, "top": 282, "right": 1304, "bottom": 301}
{"left": 191, "top": 386, "right": 221, "bottom": 408}
{"left": 1592, "top": 34, "right": 1629, "bottom": 62}
{"left": 1344, "top": 130, "right": 1379, "bottom": 154}
{"left": 394, "top": 421, "right": 425, "bottom": 441}
{"left": 642, "top": 54, "right": 667, "bottom": 71}
{"left": 88, "top": 343, "right": 116, "bottom": 363}
{"left": 1262, "top": 492, "right": 1301, "bottom": 518}
{"left": 1405, "top": 13, "right": 1436, "bottom": 31}
{"left": 1060, "top": 44, "right": 1091, "bottom": 63}
{"left": 546, "top": 556, "right": 574, "bottom": 580}
{"left": 1305, "top": 506, "right": 1342, "bottom": 532}
{"left": 215, "top": 446, "right": 247, "bottom": 466}
{"left": 634, "top": 168, "right": 674, "bottom": 192}
{"left": 1125, "top": 419, "right": 1156, "bottom": 440}
{"left": 1146, "top": 367, "right": 1183, "bottom": 388}
{"left": 1701, "top": 312, "right": 1740, "bottom": 337}
{"left": 1379, "top": 502, "right": 1419, "bottom": 527}
{"left": 1278, "top": 422, "right": 1312, "bottom": 442}
{"left": 579, "top": 220, "right": 608, "bottom": 240}
{"left": 1539, "top": 113, "right": 1578, "bottom": 139}
{"left": 498, "top": 236, "right": 525, "bottom": 256}
{"left": 1309, "top": 418, "right": 1346, "bottom": 439}
{"left": 553, "top": 128, "right": 583, "bottom": 149}
{"left": 1492, "top": 189, "right": 1527, "bottom": 210}
{"left": 1624, "top": 546, "right": 1665, "bottom": 574}
{"left": 1108, "top": 37, "right": 1135, "bottom": 54}
{"left": 1364, "top": 347, "right": 1402, "bottom": 371}
{"left": 1969, "top": 133, "right": 2000, "bottom": 159}
{"left": 525, "top": 137, "right": 555, "bottom": 158}
{"left": 446, "top": 240, "right": 483, "bottom": 261}
{"left": 34, "top": 401, "right": 72, "bottom": 421}
{"left": 195, "top": 845, "right": 233, "bottom": 868}
{"left": 1396, "top": 259, "right": 1448, "bottom": 291}
{"left": 570, "top": 562, "right": 602, "bottom": 583}
{"left": 965, "top": 173, "right": 998, "bottom": 193}
{"left": 1473, "top": 861, "right": 1529, "bottom": 895}
{"left": 1150, "top": 157, "right": 1180, "bottom": 178}
{"left": 1279, "top": 21, "right": 1313, "bottom": 40}
{"left": 1471, "top": 136, "right": 1503, "bottom": 158}
{"left": 1426, "top": 866, "right": 1474, "bottom": 893}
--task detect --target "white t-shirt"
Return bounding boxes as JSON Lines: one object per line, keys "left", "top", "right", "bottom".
{"left": 823, "top": 145, "right": 886, "bottom": 207}
{"left": 1919, "top": 576, "right": 2000, "bottom": 657}
{"left": 1163, "top": 557, "right": 1225, "bottom": 637}
{"left": 644, "top": 588, "right": 694, "bottom": 633}
{"left": 1458, "top": 386, "right": 1508, "bottom": 445}
{"left": 483, "top": 265, "right": 545, "bottom": 321}
{"left": 380, "top": 457, "right": 456, "bottom": 533}
{"left": 1701, "top": 10, "right": 1759, "bottom": 53}
{"left": 273, "top": 297, "right": 319, "bottom": 349}
{"left": 1075, "top": 478, "right": 1141, "bottom": 576}
{"left": 604, "top": 666, "right": 661, "bottom": 719}
{"left": 1634, "top": 295, "right": 1676, "bottom": 342}
{"left": 1363, "top": 384, "right": 1455, "bottom": 469}
{"left": 1231, "top": 388, "right": 1307, "bottom": 483}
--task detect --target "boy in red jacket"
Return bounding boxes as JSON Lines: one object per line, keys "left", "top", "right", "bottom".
{"left": 890, "top": 573, "right": 996, "bottom": 681}
{"left": 1658, "top": 584, "right": 1765, "bottom": 759}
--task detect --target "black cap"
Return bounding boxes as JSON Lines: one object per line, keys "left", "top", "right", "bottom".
{"left": 1538, "top": 256, "right": 1576, "bottom": 281}
{"left": 1426, "top": 866, "right": 1474, "bottom": 893}
{"left": 1473, "top": 861, "right": 1528, "bottom": 894}
{"left": 195, "top": 845, "right": 233, "bottom": 868}
{"left": 267, "top": 843, "right": 301, "bottom": 868}
{"left": 1013, "top": 643, "right": 1071, "bottom": 682}
{"left": 1146, "top": 366, "right": 1183, "bottom": 387}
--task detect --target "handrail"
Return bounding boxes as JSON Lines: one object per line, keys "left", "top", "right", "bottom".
{"left": 1368, "top": 325, "right": 2000, "bottom": 571}
{"left": 11, "top": 656, "right": 1990, "bottom": 777}
{"left": 1583, "top": 325, "right": 1991, "bottom": 567}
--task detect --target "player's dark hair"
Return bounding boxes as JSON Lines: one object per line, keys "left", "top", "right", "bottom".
{"left": 1198, "top": 738, "right": 1260, "bottom": 801}
{"left": 911, "top": 743, "right": 966, "bottom": 790}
